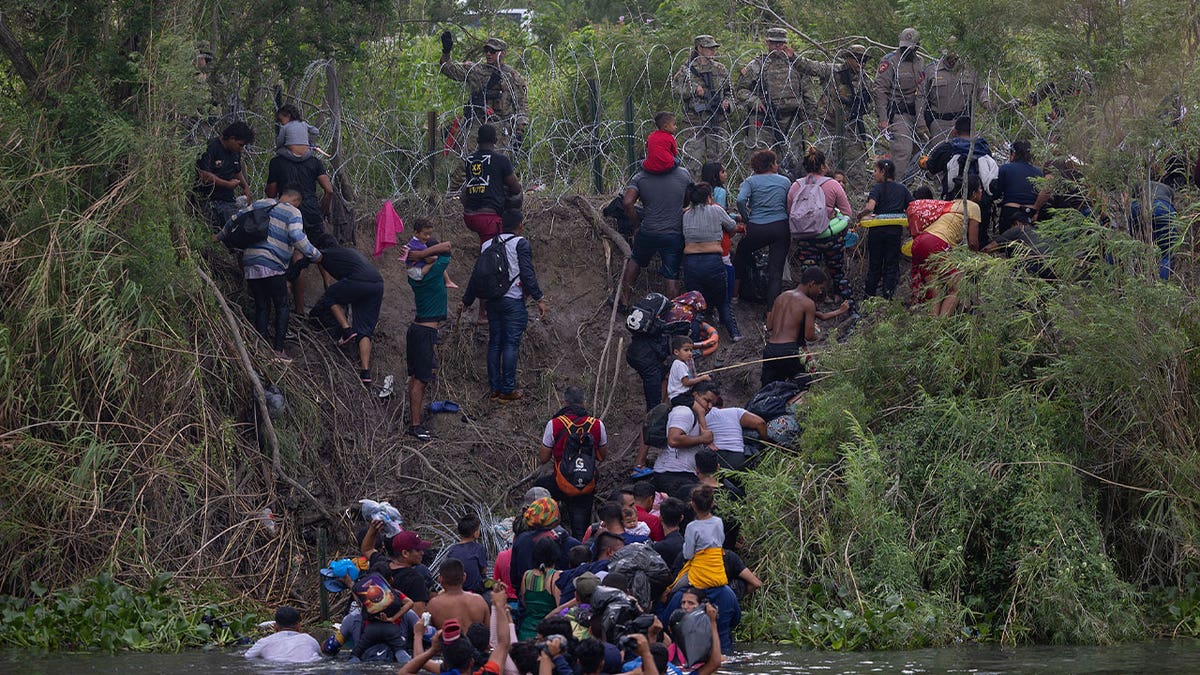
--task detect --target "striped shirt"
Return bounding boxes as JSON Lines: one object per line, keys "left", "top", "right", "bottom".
{"left": 228, "top": 199, "right": 321, "bottom": 277}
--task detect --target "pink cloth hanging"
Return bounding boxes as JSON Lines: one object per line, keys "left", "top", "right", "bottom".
{"left": 373, "top": 200, "right": 404, "bottom": 257}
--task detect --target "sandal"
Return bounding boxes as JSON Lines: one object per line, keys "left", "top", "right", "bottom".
{"left": 338, "top": 328, "right": 359, "bottom": 346}
{"left": 359, "top": 369, "right": 372, "bottom": 386}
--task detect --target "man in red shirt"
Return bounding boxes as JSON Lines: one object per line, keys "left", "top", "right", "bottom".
{"left": 537, "top": 386, "right": 607, "bottom": 539}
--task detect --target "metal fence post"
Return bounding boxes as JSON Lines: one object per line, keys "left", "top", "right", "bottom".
{"left": 625, "top": 95, "right": 635, "bottom": 180}
{"left": 589, "top": 79, "right": 603, "bottom": 194}
{"left": 427, "top": 109, "right": 438, "bottom": 191}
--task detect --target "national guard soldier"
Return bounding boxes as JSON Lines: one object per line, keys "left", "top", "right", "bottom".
{"left": 672, "top": 35, "right": 734, "bottom": 171}
{"left": 736, "top": 27, "right": 835, "bottom": 176}
{"left": 872, "top": 27, "right": 925, "bottom": 180}
{"left": 439, "top": 32, "right": 529, "bottom": 156}
{"left": 820, "top": 44, "right": 873, "bottom": 190}
{"left": 918, "top": 38, "right": 991, "bottom": 145}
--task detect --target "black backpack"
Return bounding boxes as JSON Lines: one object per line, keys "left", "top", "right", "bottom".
{"left": 554, "top": 415, "right": 598, "bottom": 497}
{"left": 470, "top": 234, "right": 518, "bottom": 300}
{"left": 642, "top": 403, "right": 696, "bottom": 449}
{"left": 740, "top": 249, "right": 771, "bottom": 303}
{"left": 625, "top": 293, "right": 671, "bottom": 335}
{"left": 222, "top": 200, "right": 276, "bottom": 250}
{"left": 746, "top": 380, "right": 804, "bottom": 422}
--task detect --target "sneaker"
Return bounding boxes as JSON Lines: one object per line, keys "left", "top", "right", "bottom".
{"left": 272, "top": 350, "right": 293, "bottom": 364}
{"left": 490, "top": 391, "right": 502, "bottom": 401}
{"left": 732, "top": 334, "right": 744, "bottom": 343}
{"left": 338, "top": 328, "right": 359, "bottom": 346}
{"left": 407, "top": 425, "right": 432, "bottom": 441}
{"left": 377, "top": 374, "right": 395, "bottom": 399}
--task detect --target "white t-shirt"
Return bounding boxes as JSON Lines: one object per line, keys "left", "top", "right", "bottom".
{"left": 706, "top": 407, "right": 748, "bottom": 454}
{"left": 655, "top": 405, "right": 701, "bottom": 474}
{"left": 540, "top": 416, "right": 609, "bottom": 448}
{"left": 667, "top": 359, "right": 693, "bottom": 399}
{"left": 244, "top": 630, "right": 322, "bottom": 663}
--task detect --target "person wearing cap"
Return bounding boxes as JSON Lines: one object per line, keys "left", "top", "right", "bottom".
{"left": 244, "top": 605, "right": 322, "bottom": 662}
{"left": 872, "top": 27, "right": 926, "bottom": 180}
{"left": 195, "top": 121, "right": 253, "bottom": 231}
{"left": 400, "top": 582, "right": 513, "bottom": 675}
{"left": 439, "top": 32, "right": 528, "bottom": 157}
{"left": 820, "top": 44, "right": 874, "bottom": 190}
{"left": 735, "top": 27, "right": 836, "bottom": 175}
{"left": 671, "top": 35, "right": 734, "bottom": 171}
{"left": 918, "top": 38, "right": 992, "bottom": 145}
{"left": 361, "top": 522, "right": 436, "bottom": 614}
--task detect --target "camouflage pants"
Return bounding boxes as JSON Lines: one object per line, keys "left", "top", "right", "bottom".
{"left": 739, "top": 109, "right": 809, "bottom": 176}
{"left": 794, "top": 232, "right": 850, "bottom": 300}
{"left": 677, "top": 113, "right": 732, "bottom": 174}
{"left": 821, "top": 121, "right": 872, "bottom": 195}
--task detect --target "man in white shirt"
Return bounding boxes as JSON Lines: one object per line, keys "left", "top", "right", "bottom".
{"left": 701, "top": 387, "right": 768, "bottom": 471}
{"left": 652, "top": 382, "right": 717, "bottom": 495}
{"left": 244, "top": 606, "right": 322, "bottom": 663}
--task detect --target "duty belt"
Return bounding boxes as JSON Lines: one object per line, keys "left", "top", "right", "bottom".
{"left": 931, "top": 110, "right": 965, "bottom": 121}
{"left": 888, "top": 101, "right": 917, "bottom": 117}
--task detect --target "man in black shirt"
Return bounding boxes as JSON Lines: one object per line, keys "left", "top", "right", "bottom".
{"left": 195, "top": 122, "right": 253, "bottom": 230}
{"left": 360, "top": 523, "right": 434, "bottom": 615}
{"left": 266, "top": 138, "right": 336, "bottom": 312}
{"left": 302, "top": 235, "right": 385, "bottom": 385}
{"left": 462, "top": 124, "right": 522, "bottom": 243}
{"left": 652, "top": 497, "right": 687, "bottom": 578}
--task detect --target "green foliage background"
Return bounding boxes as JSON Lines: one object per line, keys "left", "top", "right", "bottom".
{"left": 0, "top": 0, "right": 1197, "bottom": 651}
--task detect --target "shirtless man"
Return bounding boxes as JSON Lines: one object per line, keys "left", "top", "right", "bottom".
{"left": 761, "top": 267, "right": 848, "bottom": 386}
{"left": 426, "top": 558, "right": 489, "bottom": 630}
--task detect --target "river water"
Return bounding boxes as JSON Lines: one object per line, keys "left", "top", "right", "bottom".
{"left": 4, "top": 640, "right": 1197, "bottom": 674}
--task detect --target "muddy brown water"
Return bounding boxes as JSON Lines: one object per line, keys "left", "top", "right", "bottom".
{"left": 4, "top": 640, "right": 1197, "bottom": 673}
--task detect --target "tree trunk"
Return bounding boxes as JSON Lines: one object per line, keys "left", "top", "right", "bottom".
{"left": 325, "top": 59, "right": 358, "bottom": 245}
{"left": 0, "top": 10, "right": 43, "bottom": 101}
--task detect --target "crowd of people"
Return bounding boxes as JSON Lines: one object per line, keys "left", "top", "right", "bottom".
{"left": 203, "top": 22, "right": 1196, "bottom": 673}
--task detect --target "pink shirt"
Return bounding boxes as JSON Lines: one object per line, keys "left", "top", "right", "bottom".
{"left": 787, "top": 175, "right": 852, "bottom": 218}
{"left": 493, "top": 548, "right": 517, "bottom": 600}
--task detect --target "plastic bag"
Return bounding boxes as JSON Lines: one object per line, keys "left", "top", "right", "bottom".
{"left": 359, "top": 499, "right": 403, "bottom": 538}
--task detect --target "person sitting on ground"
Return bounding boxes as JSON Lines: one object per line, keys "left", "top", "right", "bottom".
{"left": 218, "top": 189, "right": 323, "bottom": 363}
{"left": 401, "top": 582, "right": 513, "bottom": 675}
{"left": 630, "top": 481, "right": 665, "bottom": 542}
{"left": 361, "top": 524, "right": 435, "bottom": 615}
{"left": 519, "top": 538, "right": 563, "bottom": 640}
{"left": 403, "top": 217, "right": 459, "bottom": 287}
{"left": 762, "top": 267, "right": 846, "bottom": 387}
{"left": 643, "top": 111, "right": 681, "bottom": 174}
{"left": 666, "top": 335, "right": 711, "bottom": 408}
{"left": 445, "top": 513, "right": 489, "bottom": 595}
{"left": 652, "top": 497, "right": 688, "bottom": 577}
{"left": 244, "top": 605, "right": 322, "bottom": 663}
{"left": 428, "top": 558, "right": 490, "bottom": 630}
{"left": 296, "top": 233, "right": 385, "bottom": 385}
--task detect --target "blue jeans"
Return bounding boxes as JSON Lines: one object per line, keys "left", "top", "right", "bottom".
{"left": 631, "top": 230, "right": 685, "bottom": 280}
{"left": 485, "top": 297, "right": 528, "bottom": 393}
{"left": 660, "top": 584, "right": 741, "bottom": 653}
{"left": 683, "top": 252, "right": 740, "bottom": 339}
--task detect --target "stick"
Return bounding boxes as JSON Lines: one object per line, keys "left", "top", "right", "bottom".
{"left": 571, "top": 194, "right": 631, "bottom": 259}
{"left": 697, "top": 354, "right": 831, "bottom": 376}
{"left": 197, "top": 268, "right": 336, "bottom": 522}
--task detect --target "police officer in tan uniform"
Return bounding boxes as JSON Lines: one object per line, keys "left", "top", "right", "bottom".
{"left": 918, "top": 38, "right": 991, "bottom": 145}
{"left": 872, "top": 27, "right": 925, "bottom": 180}
{"left": 736, "top": 27, "right": 834, "bottom": 175}
{"left": 672, "top": 35, "right": 734, "bottom": 171}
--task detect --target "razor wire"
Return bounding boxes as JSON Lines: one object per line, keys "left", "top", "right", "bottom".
{"left": 188, "top": 39, "right": 1081, "bottom": 207}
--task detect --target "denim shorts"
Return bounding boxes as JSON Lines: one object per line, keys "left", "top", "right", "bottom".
{"left": 631, "top": 230, "right": 684, "bottom": 280}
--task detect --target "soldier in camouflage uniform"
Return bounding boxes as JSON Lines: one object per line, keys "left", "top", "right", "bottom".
{"left": 819, "top": 44, "right": 873, "bottom": 191}
{"left": 735, "top": 27, "right": 834, "bottom": 176}
{"left": 439, "top": 34, "right": 529, "bottom": 157}
{"left": 918, "top": 39, "right": 991, "bottom": 145}
{"left": 671, "top": 35, "right": 734, "bottom": 172}
{"left": 872, "top": 27, "right": 925, "bottom": 180}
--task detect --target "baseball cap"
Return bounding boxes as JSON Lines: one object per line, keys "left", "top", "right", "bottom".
{"left": 765, "top": 27, "right": 788, "bottom": 43}
{"left": 574, "top": 572, "right": 601, "bottom": 601}
{"left": 442, "top": 618, "right": 463, "bottom": 644}
{"left": 522, "top": 486, "right": 551, "bottom": 506}
{"left": 484, "top": 37, "right": 507, "bottom": 51}
{"left": 694, "top": 35, "right": 719, "bottom": 48}
{"left": 899, "top": 27, "right": 920, "bottom": 48}
{"left": 391, "top": 530, "right": 432, "bottom": 552}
